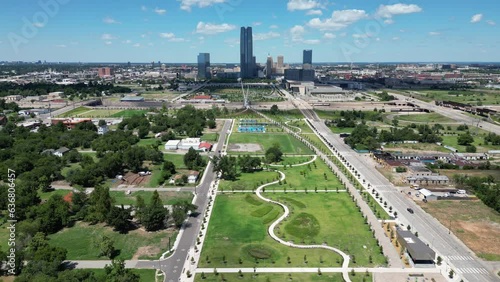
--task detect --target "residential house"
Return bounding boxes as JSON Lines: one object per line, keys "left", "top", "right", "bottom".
{"left": 54, "top": 147, "right": 70, "bottom": 157}
{"left": 97, "top": 124, "right": 109, "bottom": 135}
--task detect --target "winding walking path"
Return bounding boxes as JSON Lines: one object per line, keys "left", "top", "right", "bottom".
{"left": 268, "top": 155, "right": 318, "bottom": 167}
{"left": 254, "top": 170, "right": 352, "bottom": 282}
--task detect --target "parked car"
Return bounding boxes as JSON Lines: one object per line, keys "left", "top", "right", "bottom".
{"left": 407, "top": 208, "right": 414, "bottom": 214}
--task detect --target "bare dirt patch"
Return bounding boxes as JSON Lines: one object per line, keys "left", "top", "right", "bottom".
{"left": 132, "top": 246, "right": 161, "bottom": 260}
{"left": 419, "top": 199, "right": 500, "bottom": 259}
{"left": 229, "top": 143, "right": 262, "bottom": 152}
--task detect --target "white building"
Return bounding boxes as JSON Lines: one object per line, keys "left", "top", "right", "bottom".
{"left": 165, "top": 140, "right": 181, "bottom": 150}
{"left": 54, "top": 147, "right": 70, "bottom": 157}
{"left": 97, "top": 125, "right": 109, "bottom": 135}
{"left": 178, "top": 138, "right": 201, "bottom": 150}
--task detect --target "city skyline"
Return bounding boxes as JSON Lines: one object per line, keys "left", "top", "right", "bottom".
{"left": 1, "top": 0, "right": 499, "bottom": 63}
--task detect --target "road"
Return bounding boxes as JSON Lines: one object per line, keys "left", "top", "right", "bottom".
{"left": 134, "top": 120, "right": 232, "bottom": 281}
{"left": 278, "top": 88, "right": 498, "bottom": 282}
{"left": 390, "top": 92, "right": 500, "bottom": 135}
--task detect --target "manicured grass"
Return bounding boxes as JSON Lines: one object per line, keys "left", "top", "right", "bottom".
{"left": 201, "top": 133, "right": 219, "bottom": 142}
{"left": 219, "top": 170, "right": 279, "bottom": 192}
{"left": 360, "top": 191, "right": 391, "bottom": 220}
{"left": 328, "top": 127, "right": 355, "bottom": 134}
{"left": 163, "top": 153, "right": 206, "bottom": 170}
{"left": 38, "top": 189, "right": 71, "bottom": 201}
{"left": 80, "top": 151, "right": 98, "bottom": 161}
{"left": 272, "top": 156, "right": 315, "bottom": 167}
{"left": 58, "top": 106, "right": 91, "bottom": 117}
{"left": 111, "top": 110, "right": 149, "bottom": 117}
{"left": 419, "top": 90, "right": 500, "bottom": 105}
{"left": 200, "top": 194, "right": 343, "bottom": 268}
{"left": 61, "top": 163, "right": 81, "bottom": 178}
{"left": 228, "top": 133, "right": 313, "bottom": 155}
{"left": 195, "top": 272, "right": 372, "bottom": 282}
{"left": 287, "top": 120, "right": 314, "bottom": 133}
{"left": 137, "top": 138, "right": 162, "bottom": 149}
{"left": 87, "top": 268, "right": 157, "bottom": 282}
{"left": 48, "top": 222, "right": 176, "bottom": 260}
{"left": 267, "top": 193, "right": 386, "bottom": 267}
{"left": 111, "top": 191, "right": 193, "bottom": 206}
{"left": 396, "top": 113, "right": 456, "bottom": 123}
{"left": 440, "top": 135, "right": 496, "bottom": 153}
{"left": 301, "top": 133, "right": 330, "bottom": 153}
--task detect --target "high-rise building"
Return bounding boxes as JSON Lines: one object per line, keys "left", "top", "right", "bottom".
{"left": 98, "top": 67, "right": 113, "bottom": 78}
{"left": 303, "top": 50, "right": 312, "bottom": 69}
{"left": 266, "top": 55, "right": 273, "bottom": 79}
{"left": 240, "top": 27, "right": 255, "bottom": 78}
{"left": 277, "top": 55, "right": 284, "bottom": 69}
{"left": 197, "top": 53, "right": 211, "bottom": 80}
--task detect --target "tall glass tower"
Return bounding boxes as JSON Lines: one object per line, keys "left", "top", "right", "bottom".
{"left": 303, "top": 49, "right": 313, "bottom": 69}
{"left": 197, "top": 53, "right": 210, "bottom": 80}
{"left": 240, "top": 27, "right": 255, "bottom": 78}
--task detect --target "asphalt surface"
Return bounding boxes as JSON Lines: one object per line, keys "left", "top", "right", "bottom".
{"left": 278, "top": 88, "right": 498, "bottom": 282}
{"left": 135, "top": 120, "right": 232, "bottom": 282}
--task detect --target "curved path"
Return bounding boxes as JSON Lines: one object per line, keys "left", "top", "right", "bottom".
{"left": 268, "top": 155, "right": 317, "bottom": 167}
{"left": 284, "top": 119, "right": 303, "bottom": 133}
{"left": 255, "top": 170, "right": 352, "bottom": 282}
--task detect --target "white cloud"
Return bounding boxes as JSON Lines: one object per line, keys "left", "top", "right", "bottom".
{"left": 306, "top": 9, "right": 322, "bottom": 16}
{"left": 198, "top": 36, "right": 205, "bottom": 41}
{"left": 290, "top": 25, "right": 305, "bottom": 42}
{"left": 154, "top": 7, "right": 167, "bottom": 15}
{"left": 55, "top": 44, "right": 67, "bottom": 48}
{"left": 487, "top": 20, "right": 496, "bottom": 26}
{"left": 269, "top": 25, "right": 279, "bottom": 29}
{"left": 33, "top": 22, "right": 45, "bottom": 28}
{"left": 103, "top": 17, "right": 120, "bottom": 24}
{"left": 352, "top": 33, "right": 371, "bottom": 39}
{"left": 470, "top": 14, "right": 483, "bottom": 23}
{"left": 133, "top": 43, "right": 141, "bottom": 47}
{"left": 179, "top": 0, "right": 227, "bottom": 12}
{"left": 253, "top": 22, "right": 262, "bottom": 26}
{"left": 160, "top": 33, "right": 175, "bottom": 39}
{"left": 141, "top": 5, "right": 147, "bottom": 11}
{"left": 384, "top": 19, "right": 394, "bottom": 24}
{"left": 122, "top": 40, "right": 132, "bottom": 44}
{"left": 303, "top": 39, "right": 321, "bottom": 44}
{"left": 376, "top": 4, "right": 422, "bottom": 18}
{"left": 224, "top": 38, "right": 239, "bottom": 46}
{"left": 323, "top": 33, "right": 336, "bottom": 39}
{"left": 429, "top": 31, "right": 440, "bottom": 36}
{"left": 392, "top": 37, "right": 400, "bottom": 41}
{"left": 169, "top": 37, "right": 187, "bottom": 42}
{"left": 195, "top": 22, "right": 236, "bottom": 34}
{"left": 307, "top": 9, "right": 367, "bottom": 30}
{"left": 253, "top": 31, "right": 280, "bottom": 41}
{"left": 105, "top": 41, "right": 113, "bottom": 45}
{"left": 101, "top": 34, "right": 117, "bottom": 40}
{"left": 287, "top": 0, "right": 320, "bottom": 11}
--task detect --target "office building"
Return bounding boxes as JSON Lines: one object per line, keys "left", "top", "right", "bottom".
{"left": 284, "top": 69, "right": 315, "bottom": 82}
{"left": 197, "top": 53, "right": 211, "bottom": 80}
{"left": 98, "top": 67, "right": 113, "bottom": 78}
{"left": 240, "top": 27, "right": 255, "bottom": 78}
{"left": 303, "top": 50, "right": 312, "bottom": 69}
{"left": 277, "top": 55, "right": 284, "bottom": 68}
{"left": 266, "top": 55, "right": 273, "bottom": 79}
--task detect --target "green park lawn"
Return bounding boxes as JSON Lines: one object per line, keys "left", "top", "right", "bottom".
{"left": 87, "top": 268, "right": 157, "bottom": 282}
{"left": 111, "top": 110, "right": 149, "bottom": 117}
{"left": 228, "top": 133, "right": 313, "bottom": 155}
{"left": 201, "top": 133, "right": 219, "bottom": 142}
{"left": 287, "top": 120, "right": 314, "bottom": 133}
{"left": 195, "top": 272, "right": 372, "bottom": 282}
{"left": 58, "top": 106, "right": 91, "bottom": 118}
{"left": 48, "top": 222, "right": 175, "bottom": 260}
{"left": 200, "top": 194, "right": 343, "bottom": 268}
{"left": 218, "top": 170, "right": 279, "bottom": 192}
{"left": 163, "top": 153, "right": 188, "bottom": 169}
{"left": 301, "top": 133, "right": 330, "bottom": 153}
{"left": 266, "top": 193, "right": 386, "bottom": 267}
{"left": 271, "top": 156, "right": 315, "bottom": 167}
{"left": 419, "top": 90, "right": 500, "bottom": 105}
{"left": 440, "top": 135, "right": 496, "bottom": 153}
{"left": 76, "top": 109, "right": 122, "bottom": 118}
{"left": 137, "top": 137, "right": 162, "bottom": 149}
{"left": 395, "top": 112, "right": 456, "bottom": 123}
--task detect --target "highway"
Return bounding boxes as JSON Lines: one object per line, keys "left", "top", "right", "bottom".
{"left": 135, "top": 120, "right": 232, "bottom": 282}
{"left": 390, "top": 92, "right": 500, "bottom": 135}
{"left": 278, "top": 87, "right": 498, "bottom": 282}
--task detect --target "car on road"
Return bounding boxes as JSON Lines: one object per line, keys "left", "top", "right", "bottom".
{"left": 407, "top": 208, "right": 414, "bottom": 214}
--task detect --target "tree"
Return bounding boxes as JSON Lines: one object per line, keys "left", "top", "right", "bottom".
{"left": 172, "top": 200, "right": 198, "bottom": 227}
{"left": 31, "top": 194, "right": 70, "bottom": 234}
{"left": 238, "top": 155, "right": 262, "bottom": 173}
{"left": 141, "top": 190, "right": 169, "bottom": 231}
{"left": 270, "top": 104, "right": 279, "bottom": 115}
{"left": 135, "top": 195, "right": 146, "bottom": 223}
{"left": 457, "top": 133, "right": 474, "bottom": 146}
{"left": 184, "top": 147, "right": 205, "bottom": 170}
{"left": 98, "top": 120, "right": 107, "bottom": 127}
{"left": 123, "top": 146, "right": 145, "bottom": 172}
{"left": 466, "top": 145, "right": 477, "bottom": 153}
{"left": 104, "top": 259, "right": 140, "bottom": 282}
{"left": 107, "top": 205, "right": 132, "bottom": 233}
{"left": 265, "top": 144, "right": 283, "bottom": 163}
{"left": 93, "top": 235, "right": 115, "bottom": 258}
{"left": 86, "top": 185, "right": 113, "bottom": 223}
{"left": 213, "top": 155, "right": 238, "bottom": 180}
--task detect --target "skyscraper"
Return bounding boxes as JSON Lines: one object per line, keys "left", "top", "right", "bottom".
{"left": 303, "top": 49, "right": 312, "bottom": 69}
{"left": 266, "top": 55, "right": 273, "bottom": 79}
{"left": 240, "top": 27, "right": 255, "bottom": 78}
{"left": 277, "top": 55, "right": 284, "bottom": 69}
{"left": 197, "top": 53, "right": 211, "bottom": 80}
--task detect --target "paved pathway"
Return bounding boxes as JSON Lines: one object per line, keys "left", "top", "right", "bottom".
{"left": 196, "top": 267, "right": 441, "bottom": 274}
{"left": 254, "top": 170, "right": 352, "bottom": 282}
{"left": 268, "top": 155, "right": 317, "bottom": 167}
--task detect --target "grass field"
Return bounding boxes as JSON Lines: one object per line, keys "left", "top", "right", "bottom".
{"left": 218, "top": 170, "right": 279, "bottom": 192}
{"left": 418, "top": 199, "right": 500, "bottom": 261}
{"left": 111, "top": 110, "right": 149, "bottom": 117}
{"left": 48, "top": 222, "right": 176, "bottom": 260}
{"left": 272, "top": 156, "right": 315, "bottom": 167}
{"left": 266, "top": 193, "right": 386, "bottom": 267}
{"left": 137, "top": 137, "right": 162, "bottom": 149}
{"left": 440, "top": 135, "right": 497, "bottom": 153}
{"left": 287, "top": 120, "right": 314, "bottom": 133}
{"left": 201, "top": 133, "right": 219, "bottom": 142}
{"left": 58, "top": 106, "right": 91, "bottom": 117}
{"left": 200, "top": 194, "right": 343, "bottom": 268}
{"left": 195, "top": 272, "right": 372, "bottom": 282}
{"left": 228, "top": 133, "right": 313, "bottom": 155}
{"left": 87, "top": 269, "right": 156, "bottom": 282}
{"left": 418, "top": 90, "right": 500, "bottom": 105}
{"left": 395, "top": 113, "right": 456, "bottom": 123}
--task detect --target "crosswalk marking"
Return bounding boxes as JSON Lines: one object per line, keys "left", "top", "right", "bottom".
{"left": 446, "top": 255, "right": 474, "bottom": 261}
{"left": 456, "top": 268, "right": 489, "bottom": 274}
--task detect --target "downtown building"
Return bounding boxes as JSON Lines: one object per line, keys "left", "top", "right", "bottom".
{"left": 240, "top": 27, "right": 256, "bottom": 78}
{"left": 197, "top": 53, "right": 211, "bottom": 80}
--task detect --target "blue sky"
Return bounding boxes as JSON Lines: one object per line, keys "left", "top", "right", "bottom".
{"left": 0, "top": 0, "right": 499, "bottom": 63}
